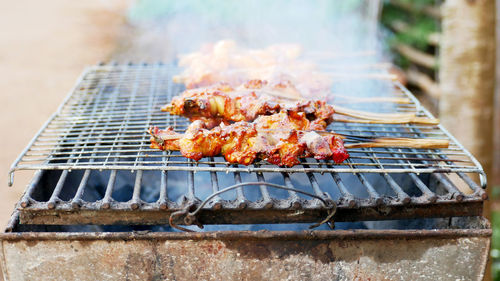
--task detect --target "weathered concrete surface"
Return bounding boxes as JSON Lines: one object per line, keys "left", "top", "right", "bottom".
{"left": 0, "top": 231, "right": 490, "bottom": 281}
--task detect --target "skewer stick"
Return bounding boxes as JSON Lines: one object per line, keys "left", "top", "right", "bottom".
{"left": 265, "top": 91, "right": 438, "bottom": 124}
{"left": 344, "top": 138, "right": 449, "bottom": 149}
{"left": 170, "top": 84, "right": 438, "bottom": 125}
{"left": 334, "top": 117, "right": 440, "bottom": 125}
{"left": 331, "top": 96, "right": 411, "bottom": 104}
{"left": 150, "top": 129, "right": 449, "bottom": 150}
{"left": 332, "top": 105, "right": 415, "bottom": 119}
{"left": 254, "top": 89, "right": 429, "bottom": 121}
{"left": 254, "top": 89, "right": 426, "bottom": 120}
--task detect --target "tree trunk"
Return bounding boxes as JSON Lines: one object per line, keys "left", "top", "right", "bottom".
{"left": 440, "top": 0, "right": 496, "bottom": 182}
{"left": 440, "top": 2, "right": 496, "bottom": 279}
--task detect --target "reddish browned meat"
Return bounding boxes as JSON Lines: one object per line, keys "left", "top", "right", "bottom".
{"left": 162, "top": 80, "right": 335, "bottom": 128}
{"left": 172, "top": 40, "right": 332, "bottom": 97}
{"left": 149, "top": 112, "right": 349, "bottom": 166}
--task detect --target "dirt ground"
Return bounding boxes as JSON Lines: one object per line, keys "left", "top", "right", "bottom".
{"left": 0, "top": 0, "right": 127, "bottom": 233}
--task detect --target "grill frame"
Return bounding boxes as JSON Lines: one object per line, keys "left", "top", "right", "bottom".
{"left": 0, "top": 216, "right": 492, "bottom": 281}
{"left": 10, "top": 63, "right": 488, "bottom": 227}
{"left": 9, "top": 63, "right": 486, "bottom": 186}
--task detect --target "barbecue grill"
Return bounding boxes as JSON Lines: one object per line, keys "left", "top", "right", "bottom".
{"left": 0, "top": 63, "right": 491, "bottom": 280}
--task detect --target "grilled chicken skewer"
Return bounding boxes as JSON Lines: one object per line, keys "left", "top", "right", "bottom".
{"left": 149, "top": 112, "right": 449, "bottom": 167}
{"left": 162, "top": 80, "right": 439, "bottom": 126}
{"left": 150, "top": 112, "right": 349, "bottom": 167}
{"left": 162, "top": 80, "right": 334, "bottom": 129}
{"left": 173, "top": 40, "right": 333, "bottom": 97}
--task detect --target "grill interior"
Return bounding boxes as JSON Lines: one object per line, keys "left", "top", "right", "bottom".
{"left": 9, "top": 63, "right": 487, "bottom": 229}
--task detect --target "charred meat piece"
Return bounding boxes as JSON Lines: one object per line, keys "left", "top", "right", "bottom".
{"left": 149, "top": 112, "right": 349, "bottom": 166}
{"left": 162, "top": 80, "right": 335, "bottom": 127}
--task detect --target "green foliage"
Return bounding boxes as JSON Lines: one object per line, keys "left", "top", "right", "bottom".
{"left": 492, "top": 210, "right": 500, "bottom": 280}
{"left": 382, "top": 3, "right": 439, "bottom": 50}
{"left": 396, "top": 0, "right": 438, "bottom": 9}
{"left": 381, "top": 1, "right": 440, "bottom": 70}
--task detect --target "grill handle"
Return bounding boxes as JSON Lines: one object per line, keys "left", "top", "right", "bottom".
{"left": 169, "top": 182, "right": 337, "bottom": 232}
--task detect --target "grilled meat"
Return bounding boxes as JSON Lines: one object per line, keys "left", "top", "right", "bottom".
{"left": 149, "top": 112, "right": 349, "bottom": 166}
{"left": 162, "top": 80, "right": 334, "bottom": 128}
{"left": 173, "top": 40, "right": 332, "bottom": 97}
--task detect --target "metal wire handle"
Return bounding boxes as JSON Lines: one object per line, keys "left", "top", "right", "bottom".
{"left": 169, "top": 182, "right": 337, "bottom": 232}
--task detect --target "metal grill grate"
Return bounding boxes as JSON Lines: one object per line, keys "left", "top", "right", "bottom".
{"left": 10, "top": 63, "right": 487, "bottom": 227}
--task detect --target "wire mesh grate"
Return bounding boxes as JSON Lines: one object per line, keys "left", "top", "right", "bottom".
{"left": 10, "top": 63, "right": 488, "bottom": 227}
{"left": 9, "top": 63, "right": 485, "bottom": 186}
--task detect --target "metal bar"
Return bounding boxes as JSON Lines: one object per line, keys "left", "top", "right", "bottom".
{"left": 457, "top": 172, "right": 488, "bottom": 200}
{"left": 402, "top": 122, "right": 466, "bottom": 201}
{"left": 158, "top": 150, "right": 171, "bottom": 210}
{"left": 362, "top": 146, "right": 411, "bottom": 204}
{"left": 255, "top": 169, "right": 273, "bottom": 209}
{"left": 329, "top": 171, "right": 357, "bottom": 208}
{"left": 345, "top": 159, "right": 383, "bottom": 206}
{"left": 27, "top": 72, "right": 107, "bottom": 208}
{"left": 396, "top": 82, "right": 487, "bottom": 187}
{"left": 185, "top": 161, "right": 197, "bottom": 205}
{"left": 8, "top": 64, "right": 489, "bottom": 227}
{"left": 11, "top": 164, "right": 484, "bottom": 175}
{"left": 159, "top": 170, "right": 169, "bottom": 210}
{"left": 9, "top": 66, "right": 483, "bottom": 183}
{"left": 282, "top": 173, "right": 301, "bottom": 209}
{"left": 47, "top": 170, "right": 69, "bottom": 209}
{"left": 0, "top": 223, "right": 492, "bottom": 240}
{"left": 101, "top": 170, "right": 117, "bottom": 209}
{"left": 300, "top": 160, "right": 331, "bottom": 208}
{"left": 23, "top": 145, "right": 471, "bottom": 158}
{"left": 8, "top": 68, "right": 92, "bottom": 186}
{"left": 130, "top": 170, "right": 143, "bottom": 209}
{"left": 433, "top": 174, "right": 464, "bottom": 201}
{"left": 233, "top": 172, "right": 248, "bottom": 209}
{"left": 19, "top": 170, "right": 44, "bottom": 208}
{"left": 342, "top": 119, "right": 413, "bottom": 204}
{"left": 209, "top": 158, "right": 222, "bottom": 210}
{"left": 18, "top": 200, "right": 484, "bottom": 225}
{"left": 382, "top": 126, "right": 438, "bottom": 203}
{"left": 19, "top": 151, "right": 474, "bottom": 166}
{"left": 4, "top": 210, "right": 20, "bottom": 233}
{"left": 71, "top": 170, "right": 91, "bottom": 208}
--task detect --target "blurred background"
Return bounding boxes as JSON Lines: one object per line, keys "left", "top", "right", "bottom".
{"left": 1, "top": 0, "right": 499, "bottom": 279}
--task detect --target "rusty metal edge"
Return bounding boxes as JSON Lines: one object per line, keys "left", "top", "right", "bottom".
{"left": 17, "top": 201, "right": 485, "bottom": 226}
{"left": 0, "top": 227, "right": 491, "bottom": 242}
{"left": 0, "top": 234, "right": 9, "bottom": 281}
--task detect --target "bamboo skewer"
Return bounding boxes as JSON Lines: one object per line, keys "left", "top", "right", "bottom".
{"left": 343, "top": 138, "right": 449, "bottom": 149}
{"left": 151, "top": 129, "right": 449, "bottom": 150}
{"left": 332, "top": 105, "right": 415, "bottom": 119}
{"left": 332, "top": 96, "right": 412, "bottom": 104}
{"left": 334, "top": 117, "right": 439, "bottom": 125}
{"left": 173, "top": 72, "right": 439, "bottom": 125}
{"left": 167, "top": 87, "right": 439, "bottom": 125}
{"left": 251, "top": 90, "right": 439, "bottom": 125}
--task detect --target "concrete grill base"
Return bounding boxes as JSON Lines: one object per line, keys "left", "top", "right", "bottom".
{"left": 0, "top": 217, "right": 491, "bottom": 281}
